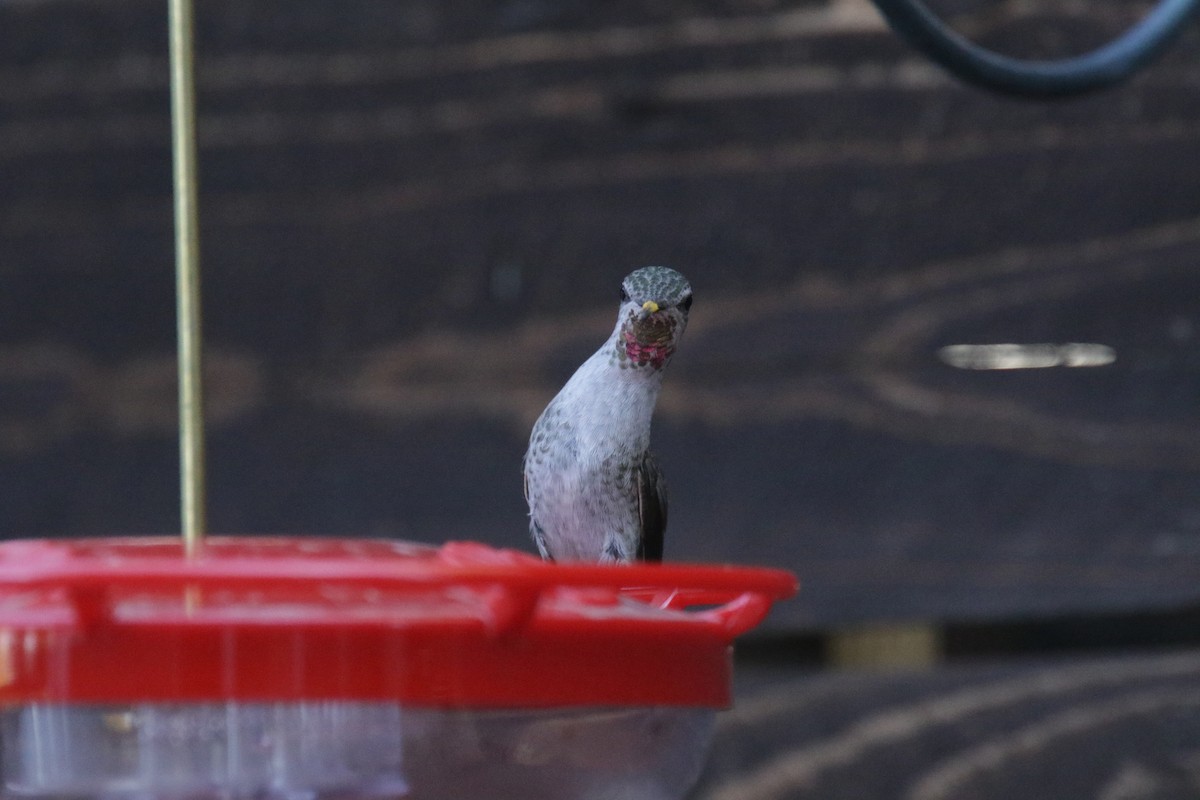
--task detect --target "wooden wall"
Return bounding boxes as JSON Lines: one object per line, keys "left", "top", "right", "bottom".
{"left": 3, "top": 2, "right": 1200, "bottom": 793}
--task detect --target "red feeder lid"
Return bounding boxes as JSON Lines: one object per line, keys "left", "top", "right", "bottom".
{"left": 0, "top": 537, "right": 796, "bottom": 709}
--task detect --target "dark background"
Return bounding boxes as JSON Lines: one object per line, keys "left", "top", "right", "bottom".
{"left": 3, "top": 0, "right": 1200, "bottom": 795}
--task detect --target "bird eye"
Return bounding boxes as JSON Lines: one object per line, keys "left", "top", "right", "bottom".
{"left": 621, "top": 287, "right": 630, "bottom": 302}
{"left": 679, "top": 294, "right": 693, "bottom": 312}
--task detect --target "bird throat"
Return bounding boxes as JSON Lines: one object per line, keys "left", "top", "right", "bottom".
{"left": 622, "top": 317, "right": 676, "bottom": 369}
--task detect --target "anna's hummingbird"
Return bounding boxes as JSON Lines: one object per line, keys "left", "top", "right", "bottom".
{"left": 523, "top": 266, "right": 693, "bottom": 563}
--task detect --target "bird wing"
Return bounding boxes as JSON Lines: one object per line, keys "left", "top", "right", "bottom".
{"left": 523, "top": 469, "right": 553, "bottom": 560}
{"left": 635, "top": 452, "right": 668, "bottom": 561}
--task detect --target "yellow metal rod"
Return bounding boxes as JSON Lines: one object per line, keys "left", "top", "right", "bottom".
{"left": 168, "top": 0, "right": 206, "bottom": 555}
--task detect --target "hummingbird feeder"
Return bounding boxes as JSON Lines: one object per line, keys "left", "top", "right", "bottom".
{"left": 0, "top": 536, "right": 794, "bottom": 798}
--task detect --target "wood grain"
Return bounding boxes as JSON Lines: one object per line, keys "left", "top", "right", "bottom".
{"left": 2, "top": 0, "right": 1199, "bottom": 628}
{"left": 696, "top": 649, "right": 1200, "bottom": 799}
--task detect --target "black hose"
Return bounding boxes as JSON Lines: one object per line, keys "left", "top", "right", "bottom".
{"left": 870, "top": 0, "right": 1200, "bottom": 97}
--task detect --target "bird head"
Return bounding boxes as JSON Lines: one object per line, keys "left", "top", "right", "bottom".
{"left": 615, "top": 266, "right": 693, "bottom": 370}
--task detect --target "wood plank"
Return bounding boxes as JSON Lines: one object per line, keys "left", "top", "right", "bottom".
{"left": 695, "top": 649, "right": 1200, "bottom": 799}
{"left": 1, "top": 0, "right": 1199, "bottom": 628}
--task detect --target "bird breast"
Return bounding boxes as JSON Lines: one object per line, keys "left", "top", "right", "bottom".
{"left": 556, "top": 346, "right": 661, "bottom": 455}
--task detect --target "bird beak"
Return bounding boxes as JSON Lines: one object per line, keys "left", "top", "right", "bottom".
{"left": 640, "top": 300, "right": 660, "bottom": 316}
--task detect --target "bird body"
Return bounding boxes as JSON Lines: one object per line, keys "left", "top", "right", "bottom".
{"left": 524, "top": 266, "right": 692, "bottom": 563}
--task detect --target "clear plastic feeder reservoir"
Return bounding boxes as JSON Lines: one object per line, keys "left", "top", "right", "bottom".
{"left": 0, "top": 537, "right": 796, "bottom": 799}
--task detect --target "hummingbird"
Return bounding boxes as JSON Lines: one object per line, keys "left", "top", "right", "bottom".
{"left": 523, "top": 266, "right": 693, "bottom": 563}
